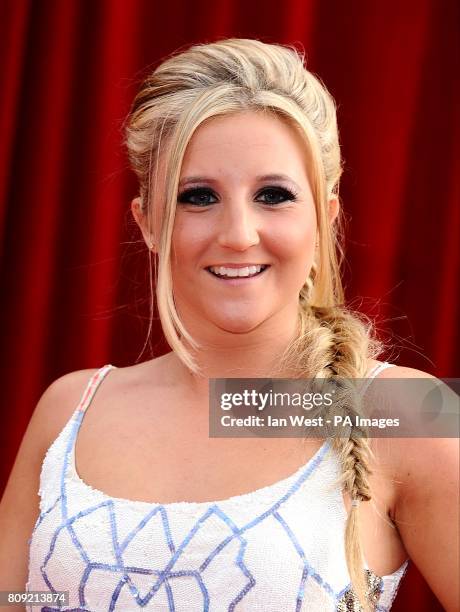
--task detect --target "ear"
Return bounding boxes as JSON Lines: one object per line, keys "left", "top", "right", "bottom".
{"left": 328, "top": 197, "right": 340, "bottom": 225}
{"left": 131, "top": 197, "right": 157, "bottom": 253}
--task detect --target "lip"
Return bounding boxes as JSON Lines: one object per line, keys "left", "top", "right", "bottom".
{"left": 205, "top": 264, "right": 270, "bottom": 284}
{"left": 206, "top": 263, "right": 269, "bottom": 268}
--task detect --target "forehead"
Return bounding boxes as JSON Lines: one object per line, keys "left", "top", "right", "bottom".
{"left": 180, "top": 111, "right": 311, "bottom": 182}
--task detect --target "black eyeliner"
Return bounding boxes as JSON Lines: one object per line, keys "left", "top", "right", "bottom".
{"left": 177, "top": 185, "right": 298, "bottom": 206}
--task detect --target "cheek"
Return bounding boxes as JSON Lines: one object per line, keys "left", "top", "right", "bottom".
{"left": 171, "top": 215, "right": 209, "bottom": 269}
{"left": 268, "top": 216, "right": 316, "bottom": 264}
{"left": 171, "top": 208, "right": 316, "bottom": 270}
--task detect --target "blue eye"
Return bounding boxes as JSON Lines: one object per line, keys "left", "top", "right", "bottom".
{"left": 256, "top": 187, "right": 298, "bottom": 205}
{"left": 177, "top": 185, "right": 298, "bottom": 207}
{"left": 177, "top": 188, "right": 217, "bottom": 206}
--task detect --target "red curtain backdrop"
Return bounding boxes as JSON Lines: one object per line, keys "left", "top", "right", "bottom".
{"left": 1, "top": 1, "right": 458, "bottom": 609}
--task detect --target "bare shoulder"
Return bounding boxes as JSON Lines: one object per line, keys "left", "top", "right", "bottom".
{"left": 2, "top": 366, "right": 104, "bottom": 496}
{"left": 367, "top": 358, "right": 436, "bottom": 379}
{"left": 369, "top": 361, "right": 455, "bottom": 472}
{"left": 366, "top": 361, "right": 458, "bottom": 511}
{"left": 98, "top": 353, "right": 183, "bottom": 398}
{"left": 30, "top": 367, "right": 102, "bottom": 452}
{"left": 29, "top": 355, "right": 175, "bottom": 447}
{"left": 0, "top": 366, "right": 101, "bottom": 589}
{"left": 370, "top": 363, "right": 458, "bottom": 540}
{"left": 369, "top": 365, "right": 459, "bottom": 609}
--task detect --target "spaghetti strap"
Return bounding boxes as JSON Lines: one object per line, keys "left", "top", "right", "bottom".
{"left": 359, "top": 361, "right": 396, "bottom": 397}
{"left": 76, "top": 364, "right": 117, "bottom": 414}
{"left": 367, "top": 361, "right": 396, "bottom": 379}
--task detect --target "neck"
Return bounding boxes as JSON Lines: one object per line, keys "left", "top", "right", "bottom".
{"left": 169, "top": 305, "right": 301, "bottom": 398}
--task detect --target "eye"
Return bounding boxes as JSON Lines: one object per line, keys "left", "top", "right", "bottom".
{"left": 177, "top": 188, "right": 217, "bottom": 206}
{"left": 256, "top": 187, "right": 298, "bottom": 205}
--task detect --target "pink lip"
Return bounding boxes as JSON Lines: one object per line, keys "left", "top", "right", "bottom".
{"left": 205, "top": 265, "right": 269, "bottom": 284}
{"left": 206, "top": 263, "right": 270, "bottom": 268}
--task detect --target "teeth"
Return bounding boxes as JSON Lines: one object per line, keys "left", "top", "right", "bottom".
{"left": 209, "top": 264, "right": 266, "bottom": 278}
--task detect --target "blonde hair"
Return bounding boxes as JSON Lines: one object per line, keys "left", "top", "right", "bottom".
{"left": 125, "top": 37, "right": 385, "bottom": 609}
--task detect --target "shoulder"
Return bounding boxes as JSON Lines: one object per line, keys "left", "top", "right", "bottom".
{"left": 93, "top": 353, "right": 182, "bottom": 398}
{"left": 368, "top": 359, "right": 451, "bottom": 455}
{"left": 3, "top": 366, "right": 103, "bottom": 492}
{"left": 37, "top": 356, "right": 167, "bottom": 414}
{"left": 10, "top": 357, "right": 172, "bottom": 472}
{"left": 369, "top": 363, "right": 459, "bottom": 610}
{"left": 368, "top": 362, "right": 458, "bottom": 511}
{"left": 0, "top": 366, "right": 102, "bottom": 587}
{"left": 51, "top": 355, "right": 179, "bottom": 426}
{"left": 36, "top": 353, "right": 178, "bottom": 432}
{"left": 366, "top": 359, "right": 435, "bottom": 380}
{"left": 31, "top": 367, "right": 102, "bottom": 453}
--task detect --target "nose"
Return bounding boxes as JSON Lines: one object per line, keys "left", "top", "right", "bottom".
{"left": 217, "top": 201, "right": 260, "bottom": 251}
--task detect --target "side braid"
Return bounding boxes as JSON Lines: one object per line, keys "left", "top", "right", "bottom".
{"left": 314, "top": 306, "right": 378, "bottom": 612}
{"left": 125, "top": 37, "right": 387, "bottom": 610}
{"left": 278, "top": 304, "right": 383, "bottom": 611}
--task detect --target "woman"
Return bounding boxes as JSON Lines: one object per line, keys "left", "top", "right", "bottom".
{"left": 0, "top": 38, "right": 458, "bottom": 611}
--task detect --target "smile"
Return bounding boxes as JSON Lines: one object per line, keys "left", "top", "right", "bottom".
{"left": 206, "top": 264, "right": 269, "bottom": 279}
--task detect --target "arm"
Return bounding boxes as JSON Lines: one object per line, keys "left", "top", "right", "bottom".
{"left": 384, "top": 367, "right": 459, "bottom": 611}
{"left": 0, "top": 369, "right": 97, "bottom": 604}
{"left": 394, "top": 436, "right": 459, "bottom": 611}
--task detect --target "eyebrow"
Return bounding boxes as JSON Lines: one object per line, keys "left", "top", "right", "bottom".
{"left": 178, "top": 173, "right": 302, "bottom": 191}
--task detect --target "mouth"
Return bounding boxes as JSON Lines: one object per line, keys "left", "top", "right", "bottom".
{"left": 205, "top": 264, "right": 270, "bottom": 280}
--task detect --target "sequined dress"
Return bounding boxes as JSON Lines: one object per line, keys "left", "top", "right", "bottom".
{"left": 26, "top": 362, "right": 408, "bottom": 611}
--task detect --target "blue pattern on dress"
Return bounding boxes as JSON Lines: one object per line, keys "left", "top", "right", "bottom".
{"left": 37, "top": 404, "right": 338, "bottom": 610}
{"left": 32, "top": 364, "right": 405, "bottom": 611}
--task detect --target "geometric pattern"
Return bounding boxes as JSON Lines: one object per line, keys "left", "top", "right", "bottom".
{"left": 28, "top": 364, "right": 408, "bottom": 611}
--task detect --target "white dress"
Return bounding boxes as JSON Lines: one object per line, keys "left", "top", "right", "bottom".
{"left": 27, "top": 362, "right": 408, "bottom": 611}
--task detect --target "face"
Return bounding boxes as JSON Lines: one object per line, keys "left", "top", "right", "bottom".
{"left": 171, "top": 110, "right": 324, "bottom": 337}
{"left": 134, "top": 111, "right": 338, "bottom": 338}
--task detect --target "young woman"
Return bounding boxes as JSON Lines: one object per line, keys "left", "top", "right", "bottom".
{"left": 0, "top": 38, "right": 458, "bottom": 612}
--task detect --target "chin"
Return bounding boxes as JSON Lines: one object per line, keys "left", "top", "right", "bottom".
{"left": 211, "top": 312, "right": 266, "bottom": 335}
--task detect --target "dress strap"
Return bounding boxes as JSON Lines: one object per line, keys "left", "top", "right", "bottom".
{"left": 367, "top": 361, "right": 396, "bottom": 379}
{"left": 359, "top": 361, "right": 396, "bottom": 397}
{"left": 58, "top": 364, "right": 116, "bottom": 521}
{"left": 76, "top": 364, "right": 116, "bottom": 414}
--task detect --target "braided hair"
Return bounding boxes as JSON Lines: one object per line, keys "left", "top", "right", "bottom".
{"left": 125, "top": 37, "right": 385, "bottom": 610}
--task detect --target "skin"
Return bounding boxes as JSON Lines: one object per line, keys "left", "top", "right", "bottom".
{"left": 134, "top": 111, "right": 339, "bottom": 390}
{"left": 0, "top": 111, "right": 458, "bottom": 611}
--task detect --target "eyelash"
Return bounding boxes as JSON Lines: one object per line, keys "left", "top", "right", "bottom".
{"left": 177, "top": 186, "right": 299, "bottom": 207}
